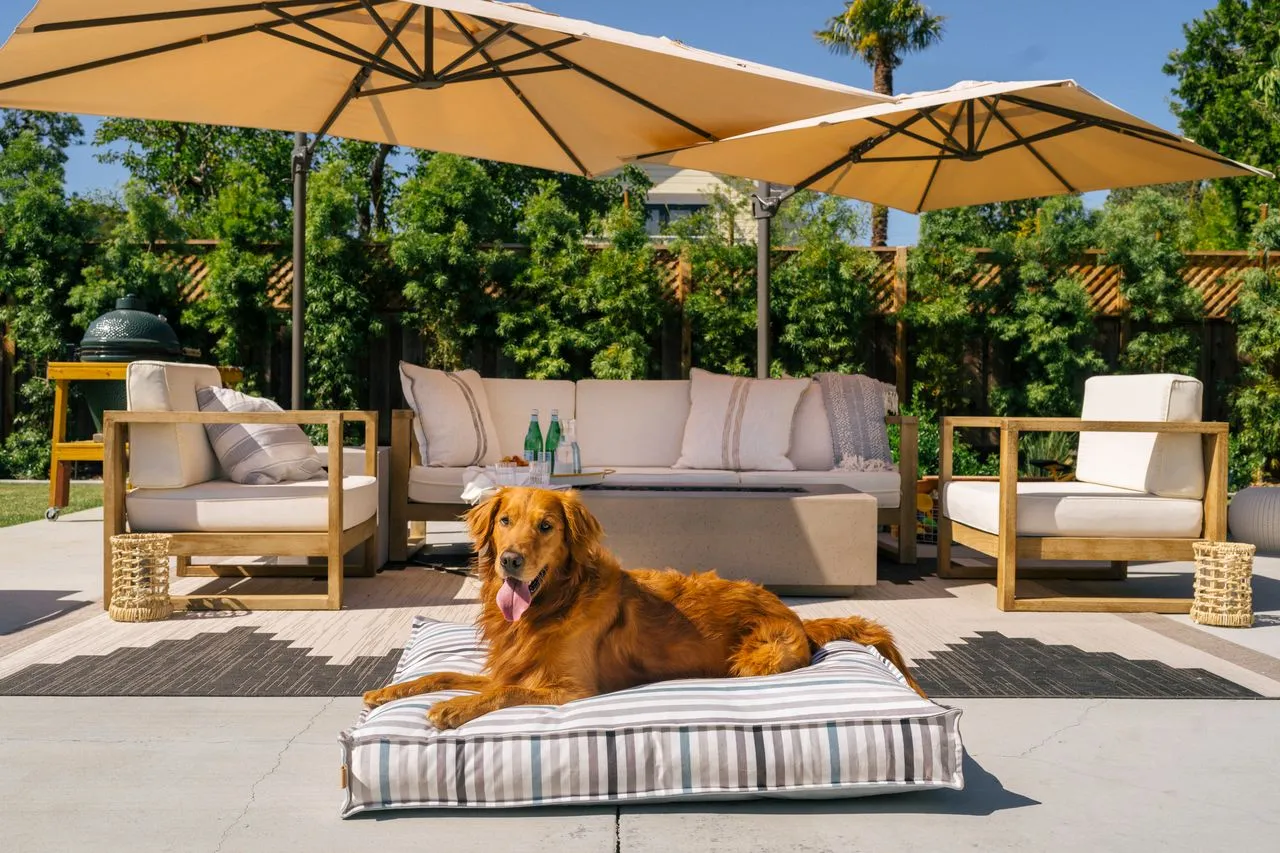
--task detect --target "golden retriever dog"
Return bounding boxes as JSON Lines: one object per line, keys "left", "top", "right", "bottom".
{"left": 364, "top": 487, "right": 924, "bottom": 729}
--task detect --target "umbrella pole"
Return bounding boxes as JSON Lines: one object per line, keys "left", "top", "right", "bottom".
{"left": 754, "top": 180, "right": 772, "bottom": 379}
{"left": 291, "top": 132, "right": 309, "bottom": 410}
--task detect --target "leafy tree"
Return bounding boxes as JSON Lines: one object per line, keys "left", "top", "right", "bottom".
{"left": 95, "top": 120, "right": 294, "bottom": 227}
{"left": 327, "top": 139, "right": 398, "bottom": 239}
{"left": 498, "top": 181, "right": 592, "bottom": 378}
{"left": 1096, "top": 189, "right": 1203, "bottom": 375}
{"left": 668, "top": 190, "right": 757, "bottom": 376}
{"left": 391, "top": 154, "right": 514, "bottom": 370}
{"left": 0, "top": 125, "right": 87, "bottom": 477}
{"left": 771, "top": 194, "right": 880, "bottom": 376}
{"left": 184, "top": 160, "right": 284, "bottom": 392}
{"left": 1231, "top": 215, "right": 1280, "bottom": 483}
{"left": 1165, "top": 0, "right": 1280, "bottom": 239}
{"left": 901, "top": 206, "right": 989, "bottom": 414}
{"left": 815, "top": 0, "right": 944, "bottom": 245}
{"left": 988, "top": 196, "right": 1107, "bottom": 416}
{"left": 303, "top": 157, "right": 385, "bottom": 419}
{"left": 1, "top": 111, "right": 83, "bottom": 154}
{"left": 580, "top": 186, "right": 667, "bottom": 380}
{"left": 68, "top": 181, "right": 187, "bottom": 331}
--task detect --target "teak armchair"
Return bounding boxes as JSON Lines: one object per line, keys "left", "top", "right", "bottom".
{"left": 103, "top": 362, "right": 379, "bottom": 612}
{"left": 937, "top": 375, "right": 1228, "bottom": 613}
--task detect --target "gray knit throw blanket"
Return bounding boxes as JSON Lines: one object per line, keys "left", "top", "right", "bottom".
{"left": 815, "top": 373, "right": 896, "bottom": 471}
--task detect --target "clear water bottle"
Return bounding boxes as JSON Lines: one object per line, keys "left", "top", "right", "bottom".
{"left": 568, "top": 418, "right": 582, "bottom": 474}
{"left": 523, "top": 409, "right": 543, "bottom": 463}
{"left": 544, "top": 409, "right": 562, "bottom": 474}
{"left": 555, "top": 429, "right": 575, "bottom": 476}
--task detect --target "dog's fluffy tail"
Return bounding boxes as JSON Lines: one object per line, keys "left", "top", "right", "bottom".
{"left": 802, "top": 617, "right": 927, "bottom": 699}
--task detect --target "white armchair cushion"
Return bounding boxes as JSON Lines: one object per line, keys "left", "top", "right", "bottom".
{"left": 1074, "top": 374, "right": 1205, "bottom": 499}
{"left": 943, "top": 480, "right": 1203, "bottom": 538}
{"left": 675, "top": 369, "right": 809, "bottom": 471}
{"left": 125, "top": 475, "right": 378, "bottom": 533}
{"left": 575, "top": 379, "right": 690, "bottom": 468}
{"left": 195, "top": 386, "right": 323, "bottom": 485}
{"left": 399, "top": 364, "right": 500, "bottom": 468}
{"left": 125, "top": 361, "right": 222, "bottom": 489}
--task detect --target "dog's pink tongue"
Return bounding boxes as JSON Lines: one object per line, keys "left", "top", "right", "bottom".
{"left": 497, "top": 577, "right": 533, "bottom": 622}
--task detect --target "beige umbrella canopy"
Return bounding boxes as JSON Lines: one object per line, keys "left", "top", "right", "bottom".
{"left": 640, "top": 79, "right": 1271, "bottom": 211}
{"left": 638, "top": 79, "right": 1271, "bottom": 376}
{"left": 0, "top": 0, "right": 887, "bottom": 402}
{"left": 0, "top": 0, "right": 886, "bottom": 177}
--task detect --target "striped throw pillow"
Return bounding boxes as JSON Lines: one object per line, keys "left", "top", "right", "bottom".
{"left": 398, "top": 363, "right": 500, "bottom": 468}
{"left": 339, "top": 617, "right": 964, "bottom": 817}
{"left": 676, "top": 368, "right": 810, "bottom": 470}
{"left": 195, "top": 386, "right": 323, "bottom": 485}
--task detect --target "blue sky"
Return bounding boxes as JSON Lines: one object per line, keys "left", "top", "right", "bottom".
{"left": 0, "top": 0, "right": 1213, "bottom": 244}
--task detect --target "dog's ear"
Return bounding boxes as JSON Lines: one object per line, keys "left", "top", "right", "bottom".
{"left": 465, "top": 491, "right": 504, "bottom": 573}
{"left": 559, "top": 490, "right": 603, "bottom": 566}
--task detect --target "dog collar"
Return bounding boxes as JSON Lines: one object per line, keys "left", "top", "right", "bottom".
{"left": 528, "top": 567, "right": 548, "bottom": 597}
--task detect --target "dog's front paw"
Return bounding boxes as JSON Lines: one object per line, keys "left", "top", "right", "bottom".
{"left": 428, "top": 696, "right": 483, "bottom": 730}
{"left": 362, "top": 686, "right": 401, "bottom": 709}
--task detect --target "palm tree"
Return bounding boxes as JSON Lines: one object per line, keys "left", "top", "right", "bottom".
{"left": 816, "top": 0, "right": 945, "bottom": 246}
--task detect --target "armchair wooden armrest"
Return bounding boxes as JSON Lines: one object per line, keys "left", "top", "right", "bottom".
{"left": 884, "top": 415, "right": 918, "bottom": 565}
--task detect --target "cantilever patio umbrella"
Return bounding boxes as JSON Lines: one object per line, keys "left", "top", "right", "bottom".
{"left": 638, "top": 79, "right": 1272, "bottom": 376}
{"left": 0, "top": 0, "right": 887, "bottom": 405}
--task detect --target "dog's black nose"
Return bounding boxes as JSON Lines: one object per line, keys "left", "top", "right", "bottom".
{"left": 499, "top": 551, "right": 525, "bottom": 573}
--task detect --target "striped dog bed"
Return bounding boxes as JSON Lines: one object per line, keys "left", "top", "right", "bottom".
{"left": 339, "top": 617, "right": 964, "bottom": 816}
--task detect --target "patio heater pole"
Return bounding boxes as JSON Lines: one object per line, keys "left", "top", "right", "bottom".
{"left": 754, "top": 180, "right": 773, "bottom": 380}
{"left": 291, "top": 131, "right": 309, "bottom": 410}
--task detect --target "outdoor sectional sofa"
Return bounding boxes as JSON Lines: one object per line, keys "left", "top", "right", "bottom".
{"left": 388, "top": 375, "right": 918, "bottom": 569}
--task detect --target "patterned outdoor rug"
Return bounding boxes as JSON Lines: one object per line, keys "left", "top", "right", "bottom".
{"left": 0, "top": 557, "right": 1275, "bottom": 699}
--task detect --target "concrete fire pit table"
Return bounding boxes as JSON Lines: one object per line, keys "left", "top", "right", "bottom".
{"left": 575, "top": 484, "right": 878, "bottom": 595}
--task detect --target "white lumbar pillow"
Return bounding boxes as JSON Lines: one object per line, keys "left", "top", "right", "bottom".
{"left": 675, "top": 368, "right": 811, "bottom": 471}
{"left": 398, "top": 363, "right": 501, "bottom": 468}
{"left": 195, "top": 386, "right": 323, "bottom": 485}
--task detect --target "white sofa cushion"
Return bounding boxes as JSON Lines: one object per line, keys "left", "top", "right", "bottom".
{"left": 739, "top": 470, "right": 901, "bottom": 509}
{"left": 399, "top": 364, "right": 500, "bottom": 468}
{"left": 575, "top": 379, "right": 690, "bottom": 468}
{"left": 676, "top": 369, "right": 809, "bottom": 471}
{"left": 481, "top": 378, "right": 575, "bottom": 459}
{"left": 1074, "top": 374, "right": 1205, "bottom": 499}
{"left": 789, "top": 382, "right": 835, "bottom": 471}
{"left": 126, "top": 475, "right": 378, "bottom": 533}
{"left": 195, "top": 386, "right": 323, "bottom": 485}
{"left": 942, "top": 480, "right": 1203, "bottom": 538}
{"left": 126, "top": 361, "right": 223, "bottom": 489}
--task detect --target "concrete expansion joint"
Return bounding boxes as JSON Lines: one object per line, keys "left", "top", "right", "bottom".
{"left": 210, "top": 697, "right": 335, "bottom": 853}
{"left": 1009, "top": 698, "right": 1108, "bottom": 759}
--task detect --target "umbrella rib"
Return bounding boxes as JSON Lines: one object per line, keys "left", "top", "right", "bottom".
{"left": 866, "top": 111, "right": 967, "bottom": 157}
{"left": 359, "top": 0, "right": 422, "bottom": 78}
{"left": 1002, "top": 94, "right": 1186, "bottom": 144}
{"left": 266, "top": 5, "right": 416, "bottom": 82}
{"left": 978, "top": 120, "right": 1090, "bottom": 157}
{"left": 27, "top": 0, "right": 337, "bottom": 32}
{"left": 918, "top": 108, "right": 967, "bottom": 154}
{"left": 914, "top": 107, "right": 965, "bottom": 211}
{"left": 436, "top": 22, "right": 519, "bottom": 77}
{"left": 259, "top": 26, "right": 414, "bottom": 83}
{"left": 441, "top": 65, "right": 570, "bottom": 86}
{"left": 445, "top": 11, "right": 590, "bottom": 176}
{"left": 0, "top": 0, "right": 375, "bottom": 93}
{"left": 438, "top": 36, "right": 580, "bottom": 81}
{"left": 986, "top": 100, "right": 1077, "bottom": 193}
{"left": 974, "top": 97, "right": 1000, "bottom": 149}
{"left": 310, "top": 2, "right": 420, "bottom": 143}
{"left": 481, "top": 16, "right": 717, "bottom": 141}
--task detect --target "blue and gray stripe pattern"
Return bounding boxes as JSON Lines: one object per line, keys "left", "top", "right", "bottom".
{"left": 339, "top": 617, "right": 964, "bottom": 816}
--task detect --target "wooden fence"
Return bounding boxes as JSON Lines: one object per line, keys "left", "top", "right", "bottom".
{"left": 0, "top": 245, "right": 1264, "bottom": 443}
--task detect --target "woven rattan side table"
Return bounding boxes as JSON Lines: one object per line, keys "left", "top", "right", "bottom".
{"left": 1190, "top": 541, "right": 1256, "bottom": 628}
{"left": 108, "top": 533, "right": 173, "bottom": 622}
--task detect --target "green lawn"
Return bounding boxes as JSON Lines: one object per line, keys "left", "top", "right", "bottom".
{"left": 0, "top": 482, "right": 103, "bottom": 528}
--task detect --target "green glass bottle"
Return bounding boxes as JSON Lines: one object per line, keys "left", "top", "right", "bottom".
{"left": 544, "top": 409, "right": 562, "bottom": 474}
{"left": 523, "top": 409, "right": 543, "bottom": 463}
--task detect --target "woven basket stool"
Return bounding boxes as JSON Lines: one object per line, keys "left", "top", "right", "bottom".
{"left": 108, "top": 533, "right": 173, "bottom": 623}
{"left": 1190, "top": 541, "right": 1256, "bottom": 628}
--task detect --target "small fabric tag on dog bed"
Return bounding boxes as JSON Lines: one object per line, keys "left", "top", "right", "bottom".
{"left": 338, "top": 617, "right": 964, "bottom": 816}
